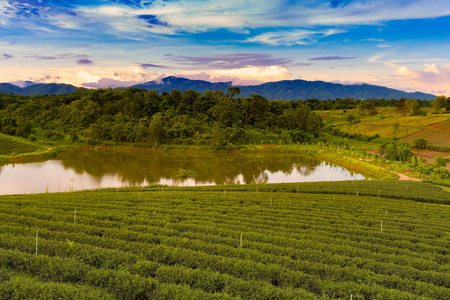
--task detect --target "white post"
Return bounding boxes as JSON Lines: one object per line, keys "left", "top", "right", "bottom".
{"left": 35, "top": 230, "right": 38, "bottom": 256}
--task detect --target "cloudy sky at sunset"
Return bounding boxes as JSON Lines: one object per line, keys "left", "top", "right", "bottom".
{"left": 1, "top": 0, "right": 450, "bottom": 95}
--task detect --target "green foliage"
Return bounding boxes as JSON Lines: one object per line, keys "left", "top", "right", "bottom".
{"left": 0, "top": 88, "right": 324, "bottom": 146}
{"left": 174, "top": 168, "right": 197, "bottom": 179}
{"left": 379, "top": 142, "right": 413, "bottom": 163}
{"left": 432, "top": 95, "right": 446, "bottom": 113}
{"left": 413, "top": 138, "right": 429, "bottom": 149}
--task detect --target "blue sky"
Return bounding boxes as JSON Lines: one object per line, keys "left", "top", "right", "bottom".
{"left": 1, "top": 0, "right": 450, "bottom": 95}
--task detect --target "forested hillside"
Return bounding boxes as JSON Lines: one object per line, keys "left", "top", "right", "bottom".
{"left": 133, "top": 77, "right": 436, "bottom": 100}
{"left": 0, "top": 83, "right": 78, "bottom": 96}
{"left": 0, "top": 87, "right": 323, "bottom": 148}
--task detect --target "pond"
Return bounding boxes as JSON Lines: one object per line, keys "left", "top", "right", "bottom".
{"left": 0, "top": 150, "right": 368, "bottom": 195}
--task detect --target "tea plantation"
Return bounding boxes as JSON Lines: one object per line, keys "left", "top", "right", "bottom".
{"left": 0, "top": 134, "right": 41, "bottom": 156}
{"left": 0, "top": 181, "right": 448, "bottom": 299}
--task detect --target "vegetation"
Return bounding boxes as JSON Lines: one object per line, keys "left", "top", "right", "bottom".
{"left": 0, "top": 88, "right": 323, "bottom": 148}
{"left": 0, "top": 181, "right": 448, "bottom": 299}
{"left": 0, "top": 133, "right": 42, "bottom": 155}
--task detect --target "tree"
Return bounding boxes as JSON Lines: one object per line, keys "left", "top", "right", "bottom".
{"left": 392, "top": 122, "right": 399, "bottom": 138}
{"left": 149, "top": 113, "right": 168, "bottom": 147}
{"left": 210, "top": 97, "right": 241, "bottom": 127}
{"left": 240, "top": 94, "right": 268, "bottom": 125}
{"left": 397, "top": 98, "right": 407, "bottom": 115}
{"left": 358, "top": 101, "right": 377, "bottom": 115}
{"left": 413, "top": 138, "right": 428, "bottom": 149}
{"left": 432, "top": 96, "right": 446, "bottom": 113}
{"left": 226, "top": 87, "right": 241, "bottom": 99}
{"left": 405, "top": 99, "right": 421, "bottom": 115}
{"left": 445, "top": 97, "right": 450, "bottom": 112}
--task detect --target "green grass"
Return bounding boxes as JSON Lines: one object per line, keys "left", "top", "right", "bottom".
{"left": 0, "top": 181, "right": 448, "bottom": 299}
{"left": 0, "top": 133, "right": 43, "bottom": 155}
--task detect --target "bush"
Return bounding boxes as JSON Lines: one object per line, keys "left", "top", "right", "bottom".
{"left": 413, "top": 138, "right": 428, "bottom": 150}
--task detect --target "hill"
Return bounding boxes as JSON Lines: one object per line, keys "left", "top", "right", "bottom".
{"left": 1, "top": 77, "right": 436, "bottom": 99}
{"left": 133, "top": 76, "right": 436, "bottom": 100}
{"left": 133, "top": 76, "right": 233, "bottom": 94}
{"left": 0, "top": 83, "right": 78, "bottom": 95}
{"left": 0, "top": 133, "right": 43, "bottom": 155}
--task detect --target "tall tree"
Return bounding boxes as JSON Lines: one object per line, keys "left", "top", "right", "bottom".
{"left": 227, "top": 87, "right": 241, "bottom": 99}
{"left": 432, "top": 95, "right": 446, "bottom": 113}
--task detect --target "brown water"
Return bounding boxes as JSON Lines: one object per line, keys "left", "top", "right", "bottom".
{"left": 0, "top": 150, "right": 367, "bottom": 194}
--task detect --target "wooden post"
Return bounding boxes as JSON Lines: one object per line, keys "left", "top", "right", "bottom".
{"left": 240, "top": 234, "right": 243, "bottom": 249}
{"left": 35, "top": 230, "right": 38, "bottom": 256}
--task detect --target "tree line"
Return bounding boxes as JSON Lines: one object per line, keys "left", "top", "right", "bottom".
{"left": 0, "top": 87, "right": 324, "bottom": 148}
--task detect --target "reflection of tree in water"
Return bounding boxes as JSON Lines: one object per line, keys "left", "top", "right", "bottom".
{"left": 57, "top": 151, "right": 322, "bottom": 186}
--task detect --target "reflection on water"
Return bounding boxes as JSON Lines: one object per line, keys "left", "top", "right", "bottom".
{"left": 0, "top": 150, "right": 366, "bottom": 194}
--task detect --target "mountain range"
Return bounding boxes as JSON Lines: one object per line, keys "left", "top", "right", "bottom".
{"left": 0, "top": 77, "right": 436, "bottom": 100}
{"left": 0, "top": 83, "right": 78, "bottom": 96}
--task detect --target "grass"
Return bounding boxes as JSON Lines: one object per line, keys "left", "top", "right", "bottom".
{"left": 0, "top": 181, "right": 448, "bottom": 299}
{"left": 0, "top": 133, "right": 42, "bottom": 155}
{"left": 0, "top": 133, "right": 59, "bottom": 164}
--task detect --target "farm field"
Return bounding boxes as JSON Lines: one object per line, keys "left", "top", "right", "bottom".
{"left": 0, "top": 133, "right": 43, "bottom": 156}
{"left": 320, "top": 108, "right": 450, "bottom": 140}
{"left": 402, "top": 120, "right": 450, "bottom": 147}
{"left": 0, "top": 181, "right": 448, "bottom": 299}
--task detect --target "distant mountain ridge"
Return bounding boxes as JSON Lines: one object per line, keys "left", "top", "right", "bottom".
{"left": 0, "top": 83, "right": 78, "bottom": 95}
{"left": 0, "top": 76, "right": 436, "bottom": 100}
{"left": 133, "top": 76, "right": 436, "bottom": 100}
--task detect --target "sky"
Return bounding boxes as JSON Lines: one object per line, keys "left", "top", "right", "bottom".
{"left": 1, "top": 0, "right": 450, "bottom": 95}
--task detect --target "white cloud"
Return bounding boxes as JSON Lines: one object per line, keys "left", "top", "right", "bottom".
{"left": 247, "top": 29, "right": 345, "bottom": 46}
{"left": 368, "top": 53, "right": 450, "bottom": 95}
{"left": 143, "top": 0, "right": 450, "bottom": 30}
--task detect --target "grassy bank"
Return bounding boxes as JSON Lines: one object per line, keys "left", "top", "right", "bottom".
{"left": 0, "top": 133, "right": 61, "bottom": 165}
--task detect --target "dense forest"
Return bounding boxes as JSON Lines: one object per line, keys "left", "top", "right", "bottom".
{"left": 0, "top": 88, "right": 324, "bottom": 148}
{"left": 1, "top": 87, "right": 447, "bottom": 149}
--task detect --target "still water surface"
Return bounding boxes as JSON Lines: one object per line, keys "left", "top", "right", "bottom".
{"left": 0, "top": 151, "right": 367, "bottom": 195}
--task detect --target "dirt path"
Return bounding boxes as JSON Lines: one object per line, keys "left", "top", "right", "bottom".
{"left": 390, "top": 170, "right": 422, "bottom": 181}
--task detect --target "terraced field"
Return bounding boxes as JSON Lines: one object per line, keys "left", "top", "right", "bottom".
{"left": 0, "top": 181, "right": 448, "bottom": 299}
{"left": 0, "top": 133, "right": 42, "bottom": 155}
